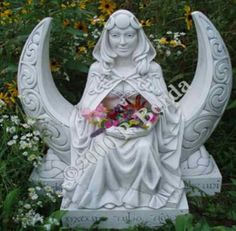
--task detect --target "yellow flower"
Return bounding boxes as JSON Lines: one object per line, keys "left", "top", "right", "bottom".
{"left": 3, "top": 2, "right": 10, "bottom": 7}
{"left": 50, "top": 60, "right": 60, "bottom": 72}
{"left": 61, "top": 3, "right": 67, "bottom": 9}
{"left": 159, "top": 37, "right": 168, "bottom": 45}
{"left": 184, "top": 5, "right": 193, "bottom": 30}
{"left": 169, "top": 40, "right": 178, "bottom": 47}
{"left": 2, "top": 9, "right": 12, "bottom": 17}
{"left": 0, "top": 92, "right": 9, "bottom": 104}
{"left": 159, "top": 37, "right": 186, "bottom": 49}
{"left": 79, "top": 0, "right": 87, "bottom": 9}
{"left": 74, "top": 21, "right": 88, "bottom": 33}
{"left": 87, "top": 40, "right": 95, "bottom": 49}
{"left": 76, "top": 46, "right": 87, "bottom": 54}
{"left": 27, "top": 0, "right": 32, "bottom": 5}
{"left": 98, "top": 0, "right": 116, "bottom": 16}
{"left": 63, "top": 19, "right": 70, "bottom": 27}
{"left": 21, "top": 9, "right": 28, "bottom": 14}
{"left": 140, "top": 19, "right": 152, "bottom": 27}
{"left": 5, "top": 81, "right": 18, "bottom": 98}
{"left": 90, "top": 15, "right": 106, "bottom": 26}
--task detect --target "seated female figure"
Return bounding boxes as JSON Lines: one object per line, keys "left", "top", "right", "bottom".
{"left": 62, "top": 9, "right": 184, "bottom": 210}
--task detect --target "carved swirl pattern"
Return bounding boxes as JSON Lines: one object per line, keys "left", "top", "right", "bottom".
{"left": 18, "top": 19, "right": 71, "bottom": 168}
{"left": 22, "top": 31, "right": 41, "bottom": 65}
{"left": 21, "top": 89, "right": 44, "bottom": 117}
{"left": 183, "top": 115, "right": 217, "bottom": 148}
{"left": 19, "top": 63, "right": 37, "bottom": 89}
{"left": 64, "top": 166, "right": 79, "bottom": 181}
{"left": 137, "top": 78, "right": 162, "bottom": 96}
{"left": 89, "top": 73, "right": 118, "bottom": 94}
{"left": 214, "top": 58, "right": 231, "bottom": 83}
{"left": 38, "top": 117, "right": 71, "bottom": 153}
{"left": 182, "top": 15, "right": 232, "bottom": 160}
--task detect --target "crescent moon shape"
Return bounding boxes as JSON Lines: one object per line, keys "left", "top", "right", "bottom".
{"left": 179, "top": 11, "right": 232, "bottom": 161}
{"left": 17, "top": 18, "right": 73, "bottom": 164}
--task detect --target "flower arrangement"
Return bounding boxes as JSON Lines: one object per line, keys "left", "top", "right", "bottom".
{"left": 81, "top": 95, "right": 161, "bottom": 137}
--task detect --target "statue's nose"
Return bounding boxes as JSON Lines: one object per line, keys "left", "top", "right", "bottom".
{"left": 120, "top": 35, "right": 126, "bottom": 45}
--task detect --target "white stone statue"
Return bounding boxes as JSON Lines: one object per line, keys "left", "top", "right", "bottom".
{"left": 17, "top": 8, "right": 232, "bottom": 212}
{"left": 62, "top": 10, "right": 185, "bottom": 209}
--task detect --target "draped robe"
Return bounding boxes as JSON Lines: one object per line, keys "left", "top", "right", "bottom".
{"left": 62, "top": 62, "right": 185, "bottom": 209}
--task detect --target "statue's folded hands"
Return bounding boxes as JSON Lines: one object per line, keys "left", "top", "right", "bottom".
{"left": 105, "top": 123, "right": 155, "bottom": 140}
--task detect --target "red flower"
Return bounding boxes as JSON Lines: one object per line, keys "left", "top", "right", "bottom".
{"left": 122, "top": 95, "right": 147, "bottom": 111}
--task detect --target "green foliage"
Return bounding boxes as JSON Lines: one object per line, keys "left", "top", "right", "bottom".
{"left": 0, "top": 0, "right": 236, "bottom": 230}
{"left": 1, "top": 188, "right": 20, "bottom": 229}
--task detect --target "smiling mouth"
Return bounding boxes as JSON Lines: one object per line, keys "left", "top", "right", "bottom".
{"left": 118, "top": 48, "right": 128, "bottom": 52}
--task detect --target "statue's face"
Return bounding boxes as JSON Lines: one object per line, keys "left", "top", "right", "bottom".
{"left": 108, "top": 25, "right": 138, "bottom": 58}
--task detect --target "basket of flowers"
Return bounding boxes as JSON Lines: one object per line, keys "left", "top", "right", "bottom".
{"left": 81, "top": 95, "right": 162, "bottom": 138}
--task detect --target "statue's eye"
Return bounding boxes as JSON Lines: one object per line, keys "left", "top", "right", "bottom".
{"left": 111, "top": 34, "right": 119, "bottom": 38}
{"left": 127, "top": 34, "right": 134, "bottom": 38}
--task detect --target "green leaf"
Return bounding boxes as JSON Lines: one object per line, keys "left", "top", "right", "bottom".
{"left": 174, "top": 214, "right": 193, "bottom": 231}
{"left": 2, "top": 188, "right": 20, "bottom": 218}
{"left": 65, "top": 60, "right": 89, "bottom": 73}
{"left": 49, "top": 210, "right": 67, "bottom": 220}
{"left": 231, "top": 178, "right": 236, "bottom": 186}
{"left": 227, "top": 100, "right": 236, "bottom": 110}
{"left": 65, "top": 27, "right": 84, "bottom": 37}
{"left": 89, "top": 217, "right": 108, "bottom": 230}
{"left": 0, "top": 64, "right": 18, "bottom": 75}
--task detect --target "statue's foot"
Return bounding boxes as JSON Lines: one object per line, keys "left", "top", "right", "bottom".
{"left": 104, "top": 203, "right": 116, "bottom": 209}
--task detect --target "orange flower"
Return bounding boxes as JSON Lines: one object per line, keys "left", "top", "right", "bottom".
{"left": 63, "top": 19, "right": 70, "bottom": 27}
{"left": 74, "top": 21, "right": 88, "bottom": 33}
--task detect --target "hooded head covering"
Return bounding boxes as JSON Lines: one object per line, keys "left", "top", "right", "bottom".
{"left": 92, "top": 10, "right": 156, "bottom": 75}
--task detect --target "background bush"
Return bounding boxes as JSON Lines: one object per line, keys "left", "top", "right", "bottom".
{"left": 0, "top": 0, "right": 235, "bottom": 230}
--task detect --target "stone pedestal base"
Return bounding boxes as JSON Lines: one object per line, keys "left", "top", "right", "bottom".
{"left": 183, "top": 156, "right": 222, "bottom": 196}
{"left": 61, "top": 194, "right": 188, "bottom": 229}
{"left": 30, "top": 169, "right": 63, "bottom": 191}
{"left": 30, "top": 156, "right": 222, "bottom": 196}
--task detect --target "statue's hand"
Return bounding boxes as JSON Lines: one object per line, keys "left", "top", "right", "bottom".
{"left": 105, "top": 125, "right": 154, "bottom": 140}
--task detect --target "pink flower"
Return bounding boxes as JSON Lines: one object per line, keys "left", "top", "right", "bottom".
{"left": 149, "top": 114, "right": 159, "bottom": 123}
{"left": 105, "top": 121, "right": 113, "bottom": 128}
{"left": 96, "top": 103, "right": 107, "bottom": 112}
{"left": 93, "top": 104, "right": 107, "bottom": 119}
{"left": 112, "top": 120, "right": 120, "bottom": 126}
{"left": 81, "top": 108, "right": 93, "bottom": 120}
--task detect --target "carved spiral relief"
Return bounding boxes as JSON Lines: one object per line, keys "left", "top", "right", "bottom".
{"left": 21, "top": 89, "right": 44, "bottom": 117}
{"left": 207, "top": 84, "right": 228, "bottom": 113}
{"left": 64, "top": 166, "right": 79, "bottom": 180}
{"left": 38, "top": 118, "right": 70, "bottom": 152}
{"left": 182, "top": 14, "right": 232, "bottom": 160}
{"left": 22, "top": 30, "right": 42, "bottom": 65}
{"left": 214, "top": 58, "right": 231, "bottom": 83}
{"left": 183, "top": 115, "right": 217, "bottom": 149}
{"left": 19, "top": 63, "right": 37, "bottom": 89}
{"left": 18, "top": 19, "right": 72, "bottom": 166}
{"left": 210, "top": 38, "right": 225, "bottom": 59}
